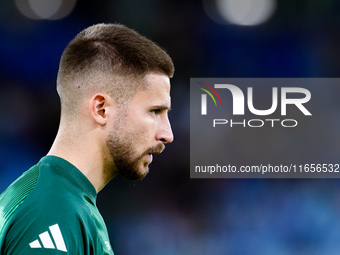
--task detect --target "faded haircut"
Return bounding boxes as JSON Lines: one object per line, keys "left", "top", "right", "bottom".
{"left": 56, "top": 23, "right": 174, "bottom": 117}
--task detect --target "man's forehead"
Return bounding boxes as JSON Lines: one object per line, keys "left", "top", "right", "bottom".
{"left": 129, "top": 73, "right": 171, "bottom": 106}
{"left": 143, "top": 74, "right": 171, "bottom": 98}
{"left": 144, "top": 73, "right": 170, "bottom": 90}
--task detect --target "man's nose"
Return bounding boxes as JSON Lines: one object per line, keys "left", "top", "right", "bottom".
{"left": 157, "top": 117, "right": 174, "bottom": 144}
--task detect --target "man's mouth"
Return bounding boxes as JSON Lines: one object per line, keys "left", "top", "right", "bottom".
{"left": 143, "top": 144, "right": 165, "bottom": 163}
{"left": 147, "top": 144, "right": 165, "bottom": 155}
{"left": 146, "top": 153, "right": 153, "bottom": 162}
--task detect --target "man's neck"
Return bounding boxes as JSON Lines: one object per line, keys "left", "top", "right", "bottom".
{"left": 47, "top": 130, "right": 117, "bottom": 193}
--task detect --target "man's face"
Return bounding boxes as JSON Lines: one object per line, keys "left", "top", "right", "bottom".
{"left": 106, "top": 73, "right": 174, "bottom": 181}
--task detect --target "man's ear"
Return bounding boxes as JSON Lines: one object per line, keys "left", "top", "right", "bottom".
{"left": 89, "top": 93, "right": 110, "bottom": 125}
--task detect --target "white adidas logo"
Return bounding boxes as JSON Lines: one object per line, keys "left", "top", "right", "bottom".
{"left": 29, "top": 224, "right": 67, "bottom": 252}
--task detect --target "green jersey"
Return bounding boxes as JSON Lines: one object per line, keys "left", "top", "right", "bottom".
{"left": 0, "top": 156, "right": 114, "bottom": 255}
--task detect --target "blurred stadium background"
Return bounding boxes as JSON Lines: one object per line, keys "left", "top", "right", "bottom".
{"left": 1, "top": 0, "right": 340, "bottom": 254}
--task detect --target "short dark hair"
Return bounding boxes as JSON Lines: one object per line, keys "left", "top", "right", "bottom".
{"left": 57, "top": 23, "right": 174, "bottom": 116}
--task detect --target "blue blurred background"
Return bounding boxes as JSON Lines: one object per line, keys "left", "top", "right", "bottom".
{"left": 1, "top": 0, "right": 340, "bottom": 254}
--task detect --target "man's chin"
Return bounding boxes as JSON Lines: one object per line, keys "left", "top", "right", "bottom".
{"left": 134, "top": 165, "right": 150, "bottom": 181}
{"left": 118, "top": 163, "right": 149, "bottom": 181}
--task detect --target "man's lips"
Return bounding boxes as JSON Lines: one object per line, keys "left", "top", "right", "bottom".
{"left": 146, "top": 144, "right": 165, "bottom": 155}
{"left": 146, "top": 153, "right": 153, "bottom": 162}
{"left": 145, "top": 144, "right": 165, "bottom": 163}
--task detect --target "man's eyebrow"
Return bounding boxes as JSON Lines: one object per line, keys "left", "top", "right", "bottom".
{"left": 153, "top": 105, "right": 172, "bottom": 111}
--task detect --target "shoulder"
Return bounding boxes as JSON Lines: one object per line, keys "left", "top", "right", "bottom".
{"left": 0, "top": 157, "right": 114, "bottom": 255}
{"left": 3, "top": 190, "right": 89, "bottom": 254}
{"left": 3, "top": 197, "right": 106, "bottom": 255}
{"left": 2, "top": 172, "right": 102, "bottom": 254}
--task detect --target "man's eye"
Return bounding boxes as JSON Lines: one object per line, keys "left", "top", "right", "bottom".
{"left": 151, "top": 109, "right": 159, "bottom": 115}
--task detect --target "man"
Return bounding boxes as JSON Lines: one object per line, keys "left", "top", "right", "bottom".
{"left": 0, "top": 23, "right": 174, "bottom": 254}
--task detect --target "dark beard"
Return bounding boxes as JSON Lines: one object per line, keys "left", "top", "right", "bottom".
{"left": 106, "top": 132, "right": 165, "bottom": 181}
